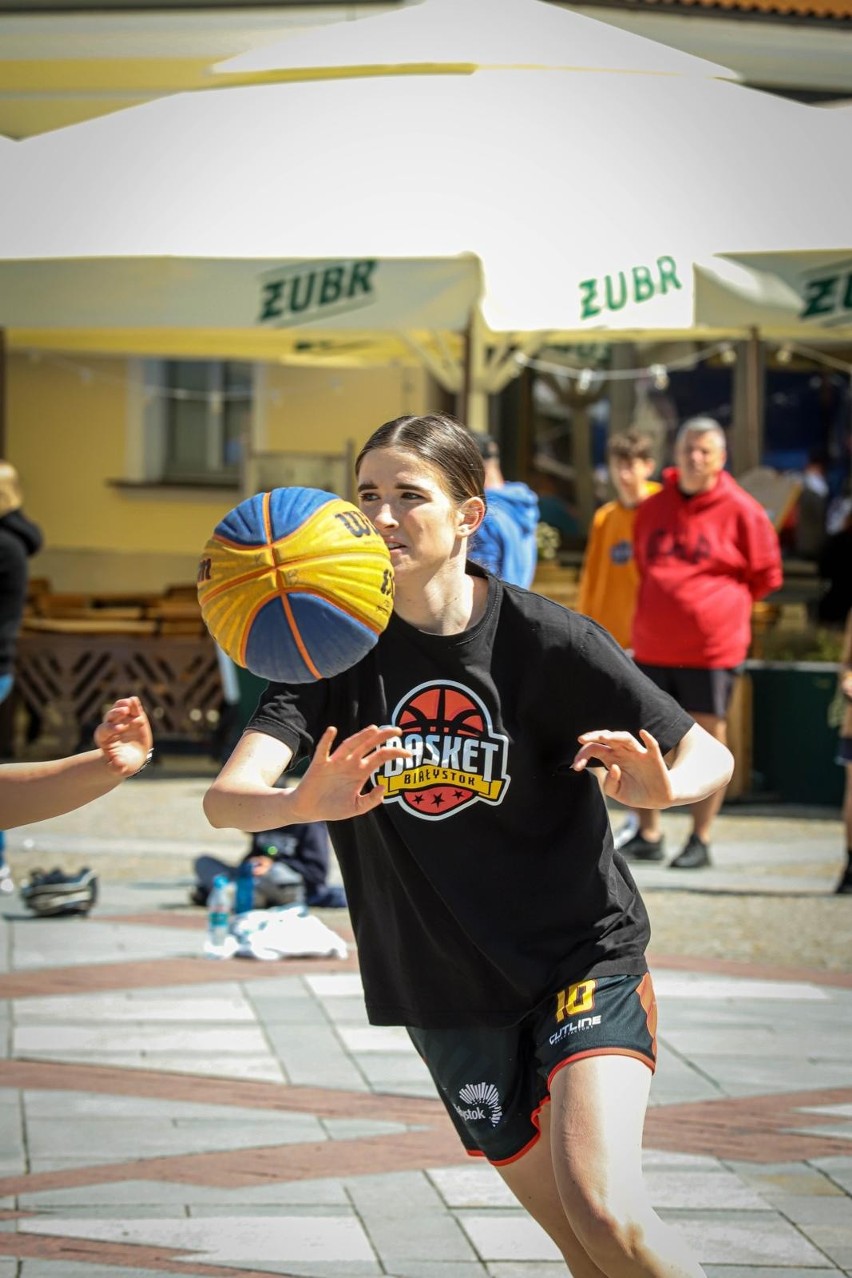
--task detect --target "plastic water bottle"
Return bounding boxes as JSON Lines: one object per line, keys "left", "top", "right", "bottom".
{"left": 235, "top": 860, "right": 255, "bottom": 916}
{"left": 205, "top": 874, "right": 232, "bottom": 958}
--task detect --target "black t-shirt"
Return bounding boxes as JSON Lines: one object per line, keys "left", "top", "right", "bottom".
{"left": 250, "top": 568, "right": 693, "bottom": 1029}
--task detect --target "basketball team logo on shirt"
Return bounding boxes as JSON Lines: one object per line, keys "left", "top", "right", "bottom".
{"left": 374, "top": 680, "right": 510, "bottom": 819}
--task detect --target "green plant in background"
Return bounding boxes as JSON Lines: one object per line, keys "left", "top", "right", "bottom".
{"left": 757, "top": 625, "right": 844, "bottom": 663}
{"left": 535, "top": 521, "right": 561, "bottom": 562}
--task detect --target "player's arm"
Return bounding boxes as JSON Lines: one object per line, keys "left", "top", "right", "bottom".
{"left": 204, "top": 730, "right": 296, "bottom": 832}
{"left": 572, "top": 722, "right": 732, "bottom": 810}
{"left": 660, "top": 723, "right": 734, "bottom": 804}
{"left": 1, "top": 753, "right": 127, "bottom": 828}
{"left": 1, "top": 696, "right": 153, "bottom": 828}
{"left": 204, "top": 724, "right": 412, "bottom": 831}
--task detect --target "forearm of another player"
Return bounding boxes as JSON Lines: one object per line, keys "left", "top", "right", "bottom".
{"left": 665, "top": 723, "right": 734, "bottom": 807}
{"left": 0, "top": 750, "right": 122, "bottom": 829}
{"left": 204, "top": 729, "right": 297, "bottom": 832}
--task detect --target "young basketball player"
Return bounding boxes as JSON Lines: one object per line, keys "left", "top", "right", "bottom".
{"left": 205, "top": 413, "right": 732, "bottom": 1278}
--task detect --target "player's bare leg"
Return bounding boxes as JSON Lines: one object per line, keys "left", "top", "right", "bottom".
{"left": 498, "top": 1055, "right": 705, "bottom": 1277}
{"left": 635, "top": 807, "right": 662, "bottom": 841}
{"left": 688, "top": 713, "right": 727, "bottom": 843}
{"left": 496, "top": 1104, "right": 610, "bottom": 1278}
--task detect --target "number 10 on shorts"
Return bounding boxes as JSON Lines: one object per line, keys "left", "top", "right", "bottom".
{"left": 555, "top": 979, "right": 597, "bottom": 1023}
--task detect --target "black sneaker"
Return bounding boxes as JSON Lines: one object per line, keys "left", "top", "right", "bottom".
{"left": 306, "top": 884, "right": 348, "bottom": 909}
{"left": 670, "top": 833, "right": 710, "bottom": 869}
{"left": 835, "top": 870, "right": 852, "bottom": 895}
{"left": 618, "top": 832, "right": 666, "bottom": 862}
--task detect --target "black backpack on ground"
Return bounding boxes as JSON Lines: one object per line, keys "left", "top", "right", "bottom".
{"left": 20, "top": 867, "right": 98, "bottom": 917}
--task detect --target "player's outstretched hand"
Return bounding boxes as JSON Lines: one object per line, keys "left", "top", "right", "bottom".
{"left": 93, "top": 696, "right": 154, "bottom": 777}
{"left": 571, "top": 728, "right": 675, "bottom": 809}
{"left": 288, "top": 724, "right": 412, "bottom": 823}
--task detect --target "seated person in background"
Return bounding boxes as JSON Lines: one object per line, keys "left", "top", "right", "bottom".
{"left": 191, "top": 819, "right": 347, "bottom": 909}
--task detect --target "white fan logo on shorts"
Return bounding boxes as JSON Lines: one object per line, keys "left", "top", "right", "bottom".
{"left": 458, "top": 1082, "right": 503, "bottom": 1127}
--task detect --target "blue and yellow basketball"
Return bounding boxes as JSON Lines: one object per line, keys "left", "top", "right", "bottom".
{"left": 197, "top": 487, "right": 393, "bottom": 683}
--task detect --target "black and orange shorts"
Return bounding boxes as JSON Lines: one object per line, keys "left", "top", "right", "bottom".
{"left": 407, "top": 972, "right": 657, "bottom": 1165}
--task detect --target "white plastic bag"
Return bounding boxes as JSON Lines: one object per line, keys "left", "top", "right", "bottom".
{"left": 230, "top": 904, "right": 348, "bottom": 961}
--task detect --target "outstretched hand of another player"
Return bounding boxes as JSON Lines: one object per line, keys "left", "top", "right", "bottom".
{"left": 288, "top": 724, "right": 412, "bottom": 824}
{"left": 93, "top": 696, "right": 154, "bottom": 777}
{"left": 572, "top": 728, "right": 676, "bottom": 809}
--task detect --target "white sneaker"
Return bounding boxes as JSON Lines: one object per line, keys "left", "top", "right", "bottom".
{"left": 612, "top": 811, "right": 640, "bottom": 852}
{"left": 0, "top": 866, "right": 14, "bottom": 894}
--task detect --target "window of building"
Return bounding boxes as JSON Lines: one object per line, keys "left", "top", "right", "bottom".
{"left": 137, "top": 359, "right": 252, "bottom": 488}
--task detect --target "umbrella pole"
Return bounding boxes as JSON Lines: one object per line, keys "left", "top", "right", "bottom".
{"left": 744, "top": 327, "right": 764, "bottom": 474}
{"left": 732, "top": 328, "right": 764, "bottom": 475}
{"left": 461, "top": 309, "right": 489, "bottom": 435}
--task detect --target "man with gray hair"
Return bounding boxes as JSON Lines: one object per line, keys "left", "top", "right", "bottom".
{"left": 624, "top": 417, "right": 782, "bottom": 868}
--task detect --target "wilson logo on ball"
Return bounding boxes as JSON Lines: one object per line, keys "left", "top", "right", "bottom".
{"left": 197, "top": 486, "right": 393, "bottom": 683}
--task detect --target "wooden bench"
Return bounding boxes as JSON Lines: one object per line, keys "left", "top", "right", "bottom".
{"left": 5, "top": 582, "right": 222, "bottom": 759}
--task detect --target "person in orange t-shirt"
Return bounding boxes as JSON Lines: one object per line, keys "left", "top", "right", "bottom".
{"left": 577, "top": 430, "right": 660, "bottom": 848}
{"left": 578, "top": 431, "right": 660, "bottom": 647}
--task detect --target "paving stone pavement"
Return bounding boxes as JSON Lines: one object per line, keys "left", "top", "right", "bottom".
{"left": 1, "top": 770, "right": 851, "bottom": 1276}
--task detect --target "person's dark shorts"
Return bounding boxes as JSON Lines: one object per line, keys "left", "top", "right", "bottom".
{"left": 635, "top": 662, "right": 741, "bottom": 718}
{"left": 407, "top": 973, "right": 657, "bottom": 1166}
{"left": 837, "top": 736, "right": 852, "bottom": 766}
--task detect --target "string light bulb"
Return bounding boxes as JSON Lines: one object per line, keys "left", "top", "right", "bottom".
{"left": 719, "top": 344, "right": 737, "bottom": 366}
{"left": 577, "top": 368, "right": 594, "bottom": 393}
{"left": 650, "top": 364, "right": 669, "bottom": 391}
{"left": 776, "top": 345, "right": 793, "bottom": 365}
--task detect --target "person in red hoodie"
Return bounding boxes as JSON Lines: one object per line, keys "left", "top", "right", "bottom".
{"left": 625, "top": 417, "right": 782, "bottom": 869}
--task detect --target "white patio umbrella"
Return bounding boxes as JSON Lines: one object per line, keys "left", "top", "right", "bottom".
{"left": 214, "top": 0, "right": 734, "bottom": 82}
{"left": 1, "top": 68, "right": 849, "bottom": 430}
{"left": 692, "top": 107, "right": 852, "bottom": 338}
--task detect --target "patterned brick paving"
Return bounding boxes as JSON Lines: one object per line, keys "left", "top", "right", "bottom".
{"left": 0, "top": 1058, "right": 445, "bottom": 1123}
{"left": 5, "top": 940, "right": 848, "bottom": 1002}
{"left": 0, "top": 1230, "right": 305, "bottom": 1278}
{"left": 645, "top": 1085, "right": 852, "bottom": 1161}
{"left": 650, "top": 950, "right": 852, "bottom": 990}
{"left": 100, "top": 911, "right": 357, "bottom": 944}
{"left": 2, "top": 935, "right": 850, "bottom": 1274}
{"left": 0, "top": 952, "right": 359, "bottom": 999}
{"left": 0, "top": 1056, "right": 850, "bottom": 1205}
